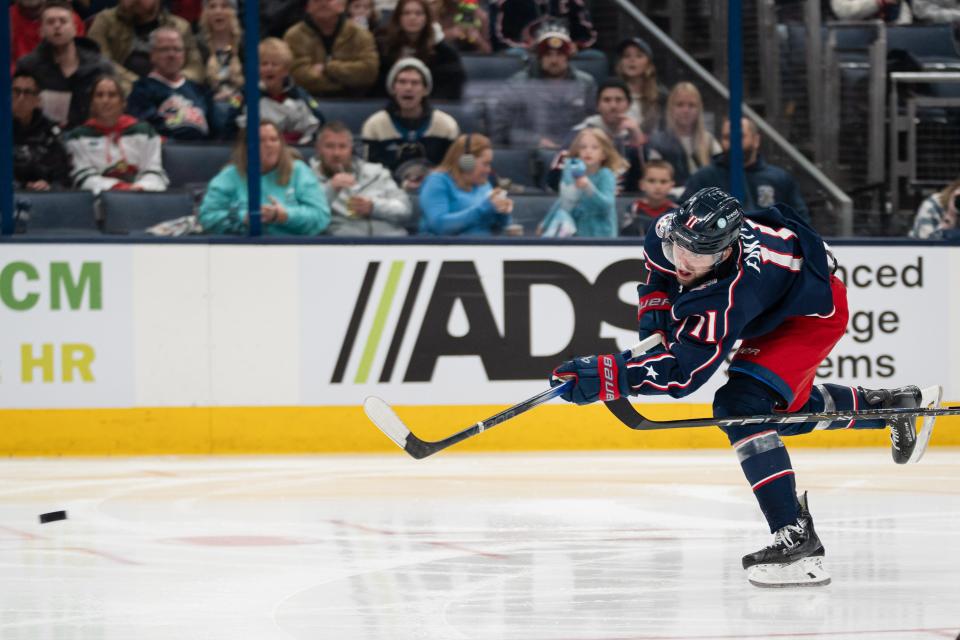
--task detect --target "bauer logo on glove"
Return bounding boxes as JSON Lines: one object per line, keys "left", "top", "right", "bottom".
{"left": 550, "top": 352, "right": 631, "bottom": 405}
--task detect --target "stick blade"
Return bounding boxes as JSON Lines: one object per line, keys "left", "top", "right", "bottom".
{"left": 363, "top": 396, "right": 412, "bottom": 451}
{"left": 909, "top": 385, "right": 942, "bottom": 464}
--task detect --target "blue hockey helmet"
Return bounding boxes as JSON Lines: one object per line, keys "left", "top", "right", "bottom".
{"left": 665, "top": 187, "right": 744, "bottom": 255}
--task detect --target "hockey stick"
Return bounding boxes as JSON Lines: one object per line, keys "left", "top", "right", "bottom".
{"left": 364, "top": 334, "right": 665, "bottom": 459}
{"left": 604, "top": 394, "right": 959, "bottom": 431}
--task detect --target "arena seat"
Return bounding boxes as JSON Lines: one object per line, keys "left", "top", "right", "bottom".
{"left": 162, "top": 143, "right": 232, "bottom": 190}
{"left": 320, "top": 99, "right": 384, "bottom": 133}
{"left": 460, "top": 54, "right": 526, "bottom": 81}
{"left": 508, "top": 194, "right": 557, "bottom": 234}
{"left": 434, "top": 101, "right": 481, "bottom": 134}
{"left": 886, "top": 24, "right": 960, "bottom": 67}
{"left": 100, "top": 191, "right": 196, "bottom": 234}
{"left": 491, "top": 148, "right": 536, "bottom": 188}
{"left": 571, "top": 50, "right": 610, "bottom": 85}
{"left": 15, "top": 191, "right": 98, "bottom": 235}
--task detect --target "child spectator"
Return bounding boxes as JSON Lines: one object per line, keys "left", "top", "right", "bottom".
{"left": 537, "top": 128, "right": 626, "bottom": 238}
{"left": 620, "top": 159, "right": 676, "bottom": 236}
{"left": 236, "top": 38, "right": 325, "bottom": 145}
{"left": 284, "top": 0, "right": 380, "bottom": 98}
{"left": 374, "top": 0, "right": 466, "bottom": 100}
{"left": 347, "top": 0, "right": 381, "bottom": 32}
{"left": 197, "top": 0, "right": 244, "bottom": 139}
{"left": 87, "top": 0, "right": 205, "bottom": 87}
{"left": 909, "top": 176, "right": 960, "bottom": 239}
{"left": 418, "top": 133, "right": 514, "bottom": 236}
{"left": 648, "top": 81, "right": 720, "bottom": 187}
{"left": 65, "top": 75, "right": 169, "bottom": 194}
{"left": 10, "top": 0, "right": 85, "bottom": 63}
{"left": 310, "top": 121, "right": 413, "bottom": 236}
{"left": 199, "top": 120, "right": 330, "bottom": 235}
{"left": 361, "top": 58, "right": 459, "bottom": 189}
{"left": 614, "top": 36, "right": 664, "bottom": 133}
{"left": 12, "top": 70, "right": 70, "bottom": 191}
{"left": 15, "top": 0, "right": 115, "bottom": 129}
{"left": 126, "top": 27, "right": 212, "bottom": 140}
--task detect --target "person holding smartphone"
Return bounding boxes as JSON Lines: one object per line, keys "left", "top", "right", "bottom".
{"left": 910, "top": 176, "right": 960, "bottom": 240}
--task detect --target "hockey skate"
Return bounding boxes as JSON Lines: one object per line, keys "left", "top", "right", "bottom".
{"left": 860, "top": 385, "right": 943, "bottom": 464}
{"left": 742, "top": 492, "right": 830, "bottom": 588}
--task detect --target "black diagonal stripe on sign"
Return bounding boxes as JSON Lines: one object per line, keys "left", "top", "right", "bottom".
{"left": 331, "top": 261, "right": 379, "bottom": 383}
{"left": 379, "top": 261, "right": 427, "bottom": 383}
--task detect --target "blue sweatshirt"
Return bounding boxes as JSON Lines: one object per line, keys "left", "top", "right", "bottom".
{"left": 418, "top": 171, "right": 510, "bottom": 236}
{"left": 199, "top": 160, "right": 330, "bottom": 235}
{"left": 569, "top": 167, "right": 617, "bottom": 238}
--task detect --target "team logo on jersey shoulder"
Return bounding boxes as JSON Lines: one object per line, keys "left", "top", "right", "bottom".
{"left": 655, "top": 214, "right": 674, "bottom": 239}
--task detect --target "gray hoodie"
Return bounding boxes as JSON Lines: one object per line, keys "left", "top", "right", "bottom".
{"left": 309, "top": 156, "right": 412, "bottom": 236}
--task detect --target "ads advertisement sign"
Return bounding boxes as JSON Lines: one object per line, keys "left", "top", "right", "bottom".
{"left": 0, "top": 245, "right": 134, "bottom": 408}
{"left": 301, "top": 244, "right": 952, "bottom": 406}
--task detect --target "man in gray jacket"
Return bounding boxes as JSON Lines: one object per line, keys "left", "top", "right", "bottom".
{"left": 491, "top": 22, "right": 596, "bottom": 149}
{"left": 311, "top": 121, "right": 413, "bottom": 236}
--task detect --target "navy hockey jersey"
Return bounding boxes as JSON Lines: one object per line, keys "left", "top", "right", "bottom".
{"left": 630, "top": 205, "right": 835, "bottom": 398}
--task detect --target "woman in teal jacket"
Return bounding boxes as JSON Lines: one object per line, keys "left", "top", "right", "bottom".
{"left": 200, "top": 120, "right": 330, "bottom": 235}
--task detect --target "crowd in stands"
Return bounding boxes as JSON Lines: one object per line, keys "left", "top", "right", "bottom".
{"left": 6, "top": 0, "right": 956, "bottom": 239}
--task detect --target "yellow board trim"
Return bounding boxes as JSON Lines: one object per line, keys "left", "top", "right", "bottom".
{"left": 2, "top": 404, "right": 958, "bottom": 455}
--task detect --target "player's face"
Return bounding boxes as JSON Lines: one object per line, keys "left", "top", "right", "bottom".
{"left": 259, "top": 124, "right": 283, "bottom": 172}
{"left": 618, "top": 46, "right": 650, "bottom": 79}
{"left": 576, "top": 132, "right": 605, "bottom": 168}
{"left": 41, "top": 8, "right": 76, "bottom": 46}
{"left": 664, "top": 243, "right": 728, "bottom": 286}
{"left": 318, "top": 130, "right": 354, "bottom": 171}
{"left": 466, "top": 148, "right": 493, "bottom": 185}
{"left": 640, "top": 168, "right": 674, "bottom": 203}
{"left": 399, "top": 1, "right": 427, "bottom": 36}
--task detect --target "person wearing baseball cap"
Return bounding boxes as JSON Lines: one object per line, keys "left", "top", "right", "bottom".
{"left": 614, "top": 36, "right": 664, "bottom": 132}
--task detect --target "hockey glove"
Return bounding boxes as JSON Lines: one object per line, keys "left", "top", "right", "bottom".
{"left": 550, "top": 352, "right": 631, "bottom": 405}
{"left": 637, "top": 290, "right": 673, "bottom": 345}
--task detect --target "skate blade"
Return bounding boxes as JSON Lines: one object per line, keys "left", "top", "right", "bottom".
{"left": 908, "top": 385, "right": 942, "bottom": 464}
{"left": 747, "top": 556, "right": 831, "bottom": 588}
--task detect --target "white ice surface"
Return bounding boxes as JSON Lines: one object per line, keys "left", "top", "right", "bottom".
{"left": 1, "top": 449, "right": 958, "bottom": 640}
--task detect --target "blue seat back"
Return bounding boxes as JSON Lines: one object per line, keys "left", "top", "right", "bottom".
{"left": 101, "top": 191, "right": 196, "bottom": 234}
{"left": 319, "top": 99, "right": 384, "bottom": 134}
{"left": 162, "top": 143, "right": 233, "bottom": 190}
{"left": 16, "top": 191, "right": 98, "bottom": 235}
{"left": 491, "top": 148, "right": 534, "bottom": 187}
{"left": 461, "top": 54, "right": 527, "bottom": 81}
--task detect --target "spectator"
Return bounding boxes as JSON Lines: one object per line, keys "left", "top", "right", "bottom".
{"left": 168, "top": 0, "right": 202, "bottom": 23}
{"left": 284, "top": 0, "right": 380, "bottom": 98}
{"left": 681, "top": 117, "right": 810, "bottom": 223}
{"left": 435, "top": 0, "right": 492, "bottom": 54}
{"left": 347, "top": 0, "right": 382, "bottom": 32}
{"left": 10, "top": 0, "right": 85, "bottom": 64}
{"left": 831, "top": 0, "right": 913, "bottom": 22}
{"left": 909, "top": 177, "right": 960, "bottom": 239}
{"left": 126, "top": 27, "right": 211, "bottom": 140}
{"left": 547, "top": 79, "right": 656, "bottom": 194}
{"left": 199, "top": 121, "right": 331, "bottom": 235}
{"left": 236, "top": 38, "right": 325, "bottom": 145}
{"left": 361, "top": 58, "right": 460, "bottom": 190}
{"left": 65, "top": 75, "right": 169, "bottom": 194}
{"left": 537, "top": 128, "right": 624, "bottom": 238}
{"left": 197, "top": 0, "right": 244, "bottom": 139}
{"left": 492, "top": 0, "right": 596, "bottom": 51}
{"left": 620, "top": 159, "right": 676, "bottom": 236}
{"left": 491, "top": 23, "right": 596, "bottom": 149}
{"left": 648, "top": 81, "right": 720, "bottom": 187}
{"left": 614, "top": 36, "right": 663, "bottom": 133}
{"left": 310, "top": 121, "right": 413, "bottom": 236}
{"left": 912, "top": 0, "right": 960, "bottom": 22}
{"left": 374, "top": 0, "right": 466, "bottom": 100}
{"left": 16, "top": 0, "right": 116, "bottom": 129}
{"left": 12, "top": 70, "right": 71, "bottom": 191}
{"left": 260, "top": 0, "right": 303, "bottom": 39}
{"left": 88, "top": 0, "right": 204, "bottom": 87}
{"left": 419, "top": 133, "right": 514, "bottom": 235}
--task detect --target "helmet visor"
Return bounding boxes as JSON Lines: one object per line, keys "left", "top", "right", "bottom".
{"left": 661, "top": 240, "right": 726, "bottom": 270}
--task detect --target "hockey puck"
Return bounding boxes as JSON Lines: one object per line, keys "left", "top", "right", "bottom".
{"left": 39, "top": 511, "right": 67, "bottom": 524}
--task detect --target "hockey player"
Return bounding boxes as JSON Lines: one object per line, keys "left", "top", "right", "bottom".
{"left": 549, "top": 187, "right": 940, "bottom": 587}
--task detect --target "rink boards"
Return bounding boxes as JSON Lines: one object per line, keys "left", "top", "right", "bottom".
{"left": 1, "top": 242, "right": 958, "bottom": 454}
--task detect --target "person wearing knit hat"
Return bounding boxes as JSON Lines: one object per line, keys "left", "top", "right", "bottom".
{"left": 361, "top": 57, "right": 460, "bottom": 188}
{"left": 386, "top": 57, "right": 433, "bottom": 95}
